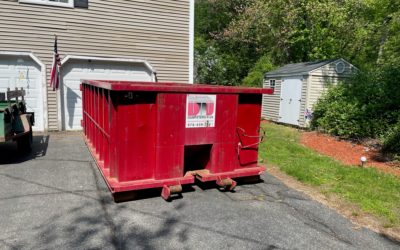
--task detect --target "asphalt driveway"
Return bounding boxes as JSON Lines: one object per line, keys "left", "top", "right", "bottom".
{"left": 0, "top": 132, "right": 399, "bottom": 250}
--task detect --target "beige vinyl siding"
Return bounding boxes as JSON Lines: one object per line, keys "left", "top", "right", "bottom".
{"left": 310, "top": 59, "right": 354, "bottom": 77}
{"left": 0, "top": 0, "right": 190, "bottom": 130}
{"left": 306, "top": 75, "right": 340, "bottom": 112}
{"left": 262, "top": 78, "right": 281, "bottom": 121}
{"left": 306, "top": 60, "right": 353, "bottom": 112}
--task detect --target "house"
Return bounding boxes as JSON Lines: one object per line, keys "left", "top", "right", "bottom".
{"left": 262, "top": 59, "right": 356, "bottom": 127}
{"left": 0, "top": 0, "right": 194, "bottom": 131}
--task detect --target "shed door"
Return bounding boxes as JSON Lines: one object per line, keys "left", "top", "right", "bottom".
{"left": 61, "top": 60, "right": 153, "bottom": 130}
{"left": 0, "top": 55, "right": 44, "bottom": 131}
{"left": 278, "top": 77, "right": 302, "bottom": 125}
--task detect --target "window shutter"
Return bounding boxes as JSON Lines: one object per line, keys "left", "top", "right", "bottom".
{"left": 74, "top": 0, "right": 88, "bottom": 8}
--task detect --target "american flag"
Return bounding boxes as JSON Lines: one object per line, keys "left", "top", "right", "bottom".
{"left": 50, "top": 36, "right": 61, "bottom": 91}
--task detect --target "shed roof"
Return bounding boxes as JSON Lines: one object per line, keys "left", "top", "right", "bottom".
{"left": 265, "top": 59, "right": 337, "bottom": 77}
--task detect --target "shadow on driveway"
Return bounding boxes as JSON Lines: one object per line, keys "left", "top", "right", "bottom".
{"left": 0, "top": 135, "right": 49, "bottom": 164}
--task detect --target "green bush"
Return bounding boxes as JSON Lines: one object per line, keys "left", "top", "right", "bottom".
{"left": 312, "top": 65, "right": 400, "bottom": 141}
{"left": 382, "top": 121, "right": 400, "bottom": 160}
{"left": 242, "top": 55, "right": 275, "bottom": 87}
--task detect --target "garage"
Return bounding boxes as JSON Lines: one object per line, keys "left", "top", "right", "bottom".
{"left": 0, "top": 53, "right": 46, "bottom": 131}
{"left": 60, "top": 57, "right": 155, "bottom": 130}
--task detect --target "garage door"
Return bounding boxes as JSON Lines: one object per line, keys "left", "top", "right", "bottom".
{"left": 61, "top": 60, "right": 154, "bottom": 130}
{"left": 0, "top": 55, "right": 44, "bottom": 131}
{"left": 278, "top": 77, "right": 302, "bottom": 126}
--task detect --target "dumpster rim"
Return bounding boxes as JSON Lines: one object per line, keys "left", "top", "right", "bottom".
{"left": 81, "top": 80, "right": 274, "bottom": 95}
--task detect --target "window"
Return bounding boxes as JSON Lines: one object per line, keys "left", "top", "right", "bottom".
{"left": 19, "top": 0, "right": 74, "bottom": 8}
{"left": 269, "top": 79, "right": 276, "bottom": 89}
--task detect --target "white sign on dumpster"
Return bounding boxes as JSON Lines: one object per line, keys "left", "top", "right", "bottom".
{"left": 186, "top": 94, "right": 216, "bottom": 128}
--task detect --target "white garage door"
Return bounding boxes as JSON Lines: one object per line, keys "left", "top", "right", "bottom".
{"left": 278, "top": 77, "right": 303, "bottom": 126}
{"left": 0, "top": 55, "right": 44, "bottom": 131}
{"left": 61, "top": 60, "right": 153, "bottom": 130}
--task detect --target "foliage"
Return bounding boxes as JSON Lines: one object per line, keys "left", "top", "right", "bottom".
{"left": 382, "top": 121, "right": 400, "bottom": 160}
{"left": 224, "top": 0, "right": 368, "bottom": 64}
{"left": 195, "top": 0, "right": 256, "bottom": 85}
{"left": 242, "top": 55, "right": 275, "bottom": 87}
{"left": 259, "top": 123, "right": 400, "bottom": 226}
{"left": 311, "top": 65, "right": 400, "bottom": 140}
{"left": 195, "top": 0, "right": 400, "bottom": 85}
{"left": 194, "top": 37, "right": 227, "bottom": 84}
{"left": 196, "top": 0, "right": 400, "bottom": 154}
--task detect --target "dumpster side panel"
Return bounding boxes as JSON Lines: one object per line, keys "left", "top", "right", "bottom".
{"left": 210, "top": 142, "right": 238, "bottom": 173}
{"left": 103, "top": 90, "right": 110, "bottom": 169}
{"left": 115, "top": 92, "right": 157, "bottom": 182}
{"left": 109, "top": 91, "right": 119, "bottom": 179}
{"left": 155, "top": 93, "right": 186, "bottom": 179}
{"left": 236, "top": 94, "right": 263, "bottom": 168}
{"left": 210, "top": 94, "right": 238, "bottom": 173}
{"left": 184, "top": 127, "right": 217, "bottom": 146}
{"left": 98, "top": 89, "right": 104, "bottom": 161}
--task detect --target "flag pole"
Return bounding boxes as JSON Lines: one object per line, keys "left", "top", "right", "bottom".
{"left": 54, "top": 34, "right": 57, "bottom": 92}
{"left": 50, "top": 34, "right": 61, "bottom": 91}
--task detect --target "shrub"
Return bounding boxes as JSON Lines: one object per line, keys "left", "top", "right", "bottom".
{"left": 382, "top": 121, "right": 400, "bottom": 160}
{"left": 311, "top": 64, "right": 400, "bottom": 141}
{"left": 242, "top": 55, "right": 275, "bottom": 87}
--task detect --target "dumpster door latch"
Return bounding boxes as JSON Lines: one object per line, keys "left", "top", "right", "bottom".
{"left": 236, "top": 127, "right": 265, "bottom": 155}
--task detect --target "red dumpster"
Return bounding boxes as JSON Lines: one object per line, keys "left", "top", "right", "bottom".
{"left": 81, "top": 80, "right": 273, "bottom": 200}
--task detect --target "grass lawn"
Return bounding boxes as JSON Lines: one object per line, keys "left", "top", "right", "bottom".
{"left": 259, "top": 122, "right": 400, "bottom": 227}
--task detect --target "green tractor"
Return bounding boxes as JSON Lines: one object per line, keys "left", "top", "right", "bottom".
{"left": 0, "top": 88, "right": 34, "bottom": 153}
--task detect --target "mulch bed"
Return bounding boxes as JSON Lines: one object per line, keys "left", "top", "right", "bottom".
{"left": 300, "top": 131, "right": 400, "bottom": 177}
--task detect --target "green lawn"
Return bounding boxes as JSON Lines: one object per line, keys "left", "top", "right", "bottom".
{"left": 259, "top": 122, "right": 400, "bottom": 226}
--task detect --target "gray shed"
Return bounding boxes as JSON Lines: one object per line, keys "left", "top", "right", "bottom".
{"left": 262, "top": 58, "right": 356, "bottom": 127}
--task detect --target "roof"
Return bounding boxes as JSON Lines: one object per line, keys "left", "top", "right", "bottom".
{"left": 265, "top": 59, "right": 338, "bottom": 77}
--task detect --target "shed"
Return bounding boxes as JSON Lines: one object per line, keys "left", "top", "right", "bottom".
{"left": 262, "top": 58, "right": 356, "bottom": 127}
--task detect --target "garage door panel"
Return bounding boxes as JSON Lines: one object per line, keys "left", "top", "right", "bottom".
{"left": 61, "top": 60, "right": 153, "bottom": 130}
{"left": 64, "top": 80, "right": 81, "bottom": 91}
{"left": 92, "top": 68, "right": 106, "bottom": 73}
{"left": 0, "top": 55, "right": 44, "bottom": 131}
{"left": 0, "top": 79, "right": 11, "bottom": 89}
{"left": 24, "top": 90, "right": 40, "bottom": 98}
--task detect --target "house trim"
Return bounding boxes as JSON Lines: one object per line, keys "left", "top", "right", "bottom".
{"left": 61, "top": 55, "right": 157, "bottom": 78}
{"left": 189, "top": 0, "right": 194, "bottom": 83}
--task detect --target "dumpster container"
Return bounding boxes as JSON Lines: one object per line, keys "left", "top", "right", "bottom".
{"left": 81, "top": 80, "right": 273, "bottom": 200}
